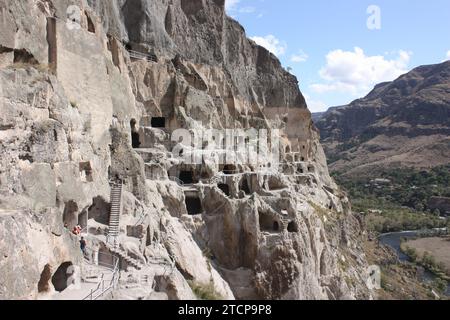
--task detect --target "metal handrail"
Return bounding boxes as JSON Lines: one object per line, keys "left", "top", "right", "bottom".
{"left": 127, "top": 49, "right": 157, "bottom": 62}
{"left": 83, "top": 257, "right": 120, "bottom": 300}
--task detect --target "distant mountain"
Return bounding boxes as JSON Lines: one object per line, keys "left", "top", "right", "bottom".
{"left": 311, "top": 112, "right": 325, "bottom": 123}
{"left": 316, "top": 61, "right": 450, "bottom": 176}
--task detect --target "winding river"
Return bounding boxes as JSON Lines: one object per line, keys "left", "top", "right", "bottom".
{"left": 379, "top": 231, "right": 450, "bottom": 296}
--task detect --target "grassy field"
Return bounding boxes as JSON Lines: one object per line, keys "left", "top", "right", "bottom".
{"left": 405, "top": 237, "right": 450, "bottom": 276}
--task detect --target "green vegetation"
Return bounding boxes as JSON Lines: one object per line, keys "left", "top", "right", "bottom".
{"left": 400, "top": 244, "right": 450, "bottom": 284}
{"left": 188, "top": 281, "right": 223, "bottom": 300}
{"left": 332, "top": 165, "right": 450, "bottom": 233}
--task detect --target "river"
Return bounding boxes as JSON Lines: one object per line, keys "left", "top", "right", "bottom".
{"left": 379, "top": 231, "right": 450, "bottom": 296}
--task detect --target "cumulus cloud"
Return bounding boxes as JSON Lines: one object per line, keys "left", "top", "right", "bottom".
{"left": 225, "top": 0, "right": 240, "bottom": 12}
{"left": 310, "top": 47, "right": 412, "bottom": 95}
{"left": 304, "top": 94, "right": 328, "bottom": 113}
{"left": 291, "top": 50, "right": 309, "bottom": 63}
{"left": 250, "top": 35, "right": 287, "bottom": 57}
{"left": 239, "top": 6, "right": 256, "bottom": 14}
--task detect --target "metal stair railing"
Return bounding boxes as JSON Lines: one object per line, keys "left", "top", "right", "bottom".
{"left": 127, "top": 49, "right": 158, "bottom": 62}
{"left": 83, "top": 258, "right": 120, "bottom": 301}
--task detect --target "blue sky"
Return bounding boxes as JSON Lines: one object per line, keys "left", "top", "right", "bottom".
{"left": 225, "top": 0, "right": 450, "bottom": 112}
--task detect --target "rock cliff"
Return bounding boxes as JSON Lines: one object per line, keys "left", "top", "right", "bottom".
{"left": 315, "top": 61, "right": 450, "bottom": 176}
{"left": 0, "top": 0, "right": 372, "bottom": 300}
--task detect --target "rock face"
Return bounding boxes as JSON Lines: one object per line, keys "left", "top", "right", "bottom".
{"left": 315, "top": 61, "right": 450, "bottom": 176}
{"left": 0, "top": 0, "right": 372, "bottom": 300}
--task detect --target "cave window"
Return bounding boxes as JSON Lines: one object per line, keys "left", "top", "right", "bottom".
{"left": 53, "top": 129, "right": 58, "bottom": 142}
{"left": 37, "top": 264, "right": 52, "bottom": 293}
{"left": 63, "top": 201, "right": 79, "bottom": 229}
{"left": 51, "top": 262, "right": 74, "bottom": 292}
{"left": 308, "top": 166, "right": 315, "bottom": 173}
{"left": 151, "top": 117, "right": 166, "bottom": 128}
{"left": 218, "top": 183, "right": 230, "bottom": 197}
{"left": 79, "top": 161, "right": 93, "bottom": 182}
{"left": 273, "top": 221, "right": 280, "bottom": 232}
{"left": 130, "top": 119, "right": 141, "bottom": 148}
{"left": 179, "top": 171, "right": 196, "bottom": 185}
{"left": 88, "top": 197, "right": 111, "bottom": 225}
{"left": 239, "top": 178, "right": 251, "bottom": 195}
{"left": 146, "top": 226, "right": 152, "bottom": 247}
{"left": 259, "top": 212, "right": 280, "bottom": 233}
{"left": 268, "top": 177, "right": 284, "bottom": 191}
{"left": 301, "top": 157, "right": 305, "bottom": 162}
{"left": 287, "top": 221, "right": 299, "bottom": 233}
{"left": 185, "top": 197, "right": 203, "bottom": 215}
{"left": 85, "top": 12, "right": 95, "bottom": 33}
{"left": 297, "top": 165, "right": 304, "bottom": 174}
{"left": 222, "top": 164, "right": 237, "bottom": 175}
{"left": 286, "top": 146, "right": 291, "bottom": 154}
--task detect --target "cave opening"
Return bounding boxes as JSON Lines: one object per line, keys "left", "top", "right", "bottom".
{"left": 287, "top": 221, "right": 299, "bottom": 233}
{"left": 179, "top": 171, "right": 196, "bottom": 185}
{"left": 63, "top": 201, "right": 79, "bottom": 229}
{"left": 88, "top": 197, "right": 111, "bottom": 225}
{"left": 79, "top": 161, "right": 93, "bottom": 182}
{"left": 239, "top": 178, "right": 251, "bottom": 195}
{"left": 85, "top": 12, "right": 95, "bottom": 33}
{"left": 259, "top": 212, "right": 280, "bottom": 233}
{"left": 185, "top": 197, "right": 203, "bottom": 215}
{"left": 222, "top": 164, "right": 237, "bottom": 175}
{"left": 130, "top": 119, "right": 141, "bottom": 148}
{"left": 51, "top": 262, "right": 74, "bottom": 292}
{"left": 218, "top": 183, "right": 230, "bottom": 197}
{"left": 151, "top": 117, "right": 166, "bottom": 128}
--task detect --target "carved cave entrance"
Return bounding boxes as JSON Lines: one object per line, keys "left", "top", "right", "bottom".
{"left": 130, "top": 119, "right": 141, "bottom": 148}
{"left": 185, "top": 196, "right": 203, "bottom": 216}
{"left": 51, "top": 262, "right": 74, "bottom": 292}
{"left": 151, "top": 117, "right": 166, "bottom": 128}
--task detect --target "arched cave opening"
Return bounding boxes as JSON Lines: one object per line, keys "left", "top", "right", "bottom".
{"left": 51, "top": 262, "right": 74, "bottom": 292}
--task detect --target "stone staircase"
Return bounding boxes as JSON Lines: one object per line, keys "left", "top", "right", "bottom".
{"left": 108, "top": 182, "right": 122, "bottom": 242}
{"left": 108, "top": 245, "right": 145, "bottom": 270}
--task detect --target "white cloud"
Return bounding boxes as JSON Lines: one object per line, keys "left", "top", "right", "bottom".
{"left": 447, "top": 50, "right": 450, "bottom": 59}
{"left": 250, "top": 35, "right": 287, "bottom": 57}
{"left": 310, "top": 47, "right": 412, "bottom": 95}
{"left": 225, "top": 0, "right": 240, "bottom": 12}
{"left": 291, "top": 50, "right": 309, "bottom": 63}
{"left": 239, "top": 6, "right": 256, "bottom": 14}
{"left": 304, "top": 94, "right": 328, "bottom": 113}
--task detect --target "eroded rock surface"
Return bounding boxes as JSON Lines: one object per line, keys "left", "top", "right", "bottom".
{"left": 0, "top": 0, "right": 372, "bottom": 300}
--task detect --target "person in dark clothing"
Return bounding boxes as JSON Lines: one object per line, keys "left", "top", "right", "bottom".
{"left": 80, "top": 237, "right": 87, "bottom": 256}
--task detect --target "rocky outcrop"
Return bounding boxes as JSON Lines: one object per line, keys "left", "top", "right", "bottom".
{"left": 0, "top": 0, "right": 372, "bottom": 300}
{"left": 316, "top": 61, "right": 450, "bottom": 176}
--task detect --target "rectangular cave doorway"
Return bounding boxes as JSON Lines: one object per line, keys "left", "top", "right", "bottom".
{"left": 151, "top": 117, "right": 166, "bottom": 128}
{"left": 179, "top": 171, "right": 197, "bottom": 185}
{"left": 185, "top": 196, "right": 203, "bottom": 216}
